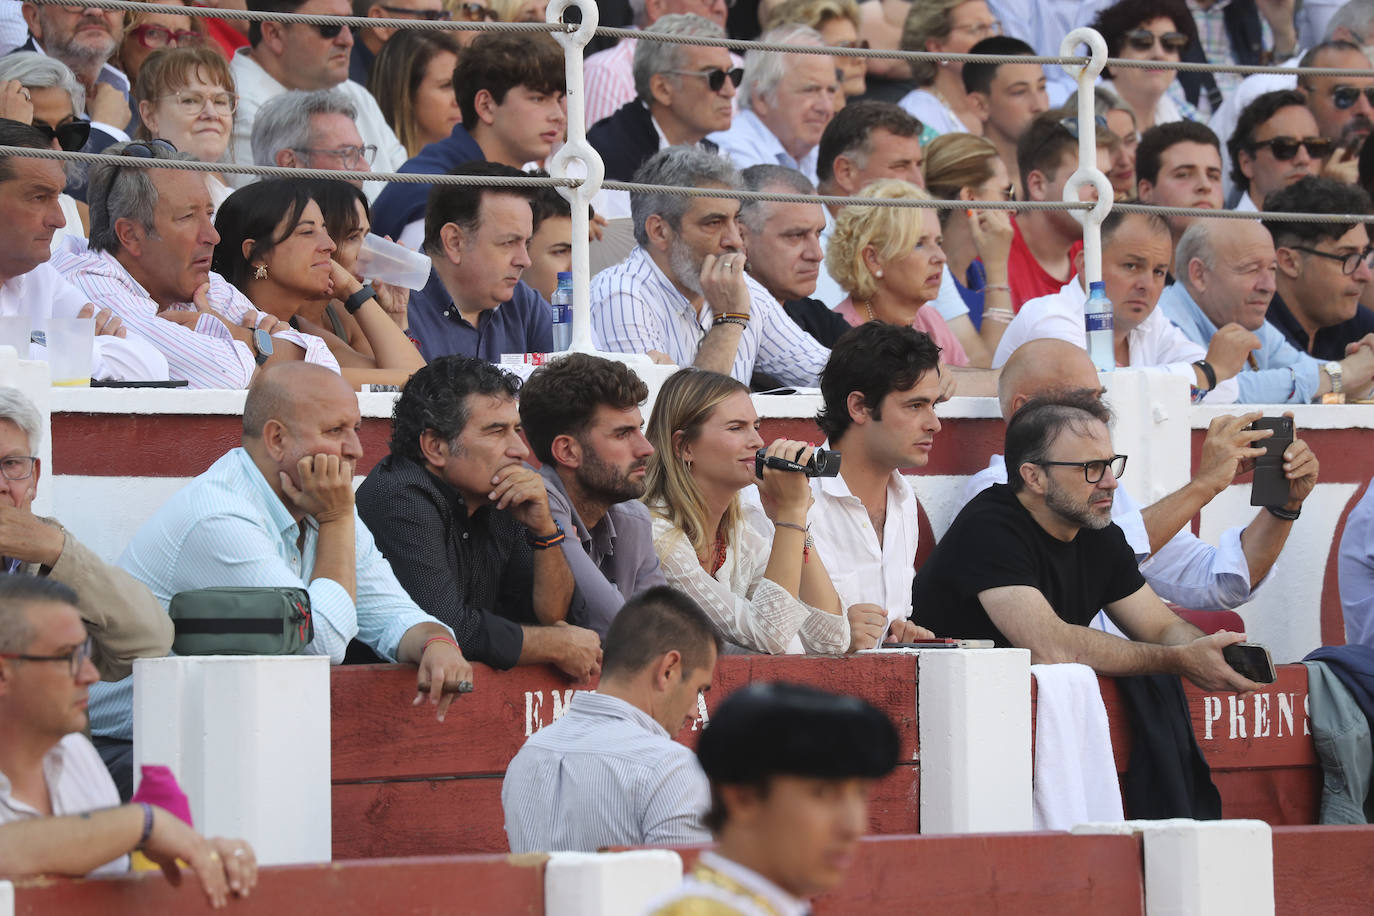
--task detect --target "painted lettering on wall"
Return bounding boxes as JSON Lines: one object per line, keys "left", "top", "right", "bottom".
{"left": 524, "top": 689, "right": 578, "bottom": 737}
{"left": 1200, "top": 691, "right": 1309, "bottom": 741}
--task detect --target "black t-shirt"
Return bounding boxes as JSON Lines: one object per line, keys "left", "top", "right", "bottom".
{"left": 911, "top": 484, "right": 1146, "bottom": 646}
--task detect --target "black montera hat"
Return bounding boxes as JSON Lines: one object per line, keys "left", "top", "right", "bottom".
{"left": 697, "top": 682, "right": 900, "bottom": 784}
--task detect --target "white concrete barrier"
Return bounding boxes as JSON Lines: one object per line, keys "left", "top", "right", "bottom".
{"left": 918, "top": 648, "right": 1033, "bottom": 833}
{"left": 132, "top": 655, "right": 331, "bottom": 865}
{"left": 544, "top": 849, "right": 684, "bottom": 916}
{"left": 0, "top": 879, "right": 12, "bottom": 916}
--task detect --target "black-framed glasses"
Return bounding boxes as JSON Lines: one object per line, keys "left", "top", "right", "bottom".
{"left": 1289, "top": 244, "right": 1374, "bottom": 275}
{"left": 0, "top": 455, "right": 37, "bottom": 480}
{"left": 378, "top": 4, "right": 452, "bottom": 19}
{"left": 450, "top": 1, "right": 498, "bottom": 21}
{"left": 1038, "top": 454, "right": 1127, "bottom": 483}
{"left": 662, "top": 67, "right": 744, "bottom": 93}
{"left": 31, "top": 119, "right": 90, "bottom": 152}
{"left": 0, "top": 636, "right": 93, "bottom": 679}
{"left": 294, "top": 144, "right": 378, "bottom": 168}
{"left": 1123, "top": 29, "right": 1188, "bottom": 53}
{"left": 1304, "top": 83, "right": 1374, "bottom": 110}
{"left": 1249, "top": 135, "right": 1333, "bottom": 160}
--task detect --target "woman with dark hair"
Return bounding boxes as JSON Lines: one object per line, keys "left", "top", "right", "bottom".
{"left": 1091, "top": 0, "right": 1200, "bottom": 131}
{"left": 367, "top": 30, "right": 462, "bottom": 158}
{"left": 212, "top": 180, "right": 425, "bottom": 388}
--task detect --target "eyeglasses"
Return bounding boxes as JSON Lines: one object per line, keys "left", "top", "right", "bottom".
{"left": 1038, "top": 455, "right": 1128, "bottom": 483}
{"left": 0, "top": 456, "right": 37, "bottom": 480}
{"left": 1123, "top": 29, "right": 1189, "bottom": 52}
{"left": 157, "top": 90, "right": 238, "bottom": 116}
{"left": 950, "top": 20, "right": 1001, "bottom": 39}
{"left": 128, "top": 23, "right": 204, "bottom": 49}
{"left": 0, "top": 636, "right": 93, "bottom": 679}
{"left": 662, "top": 67, "right": 744, "bottom": 93}
{"left": 1249, "top": 135, "right": 1333, "bottom": 160}
{"left": 1288, "top": 244, "right": 1374, "bottom": 275}
{"left": 1309, "top": 84, "right": 1374, "bottom": 110}
{"left": 294, "top": 144, "right": 378, "bottom": 168}
{"left": 450, "top": 1, "right": 498, "bottom": 20}
{"left": 309, "top": 23, "right": 348, "bottom": 39}
{"left": 378, "top": 4, "right": 453, "bottom": 19}
{"left": 31, "top": 119, "right": 90, "bottom": 152}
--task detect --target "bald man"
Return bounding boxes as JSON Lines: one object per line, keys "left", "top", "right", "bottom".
{"left": 958, "top": 338, "right": 1318, "bottom": 614}
{"left": 87, "top": 364, "right": 473, "bottom": 798}
{"left": 1160, "top": 219, "right": 1374, "bottom": 403}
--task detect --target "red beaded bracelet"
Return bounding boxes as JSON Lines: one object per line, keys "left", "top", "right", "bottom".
{"left": 422, "top": 635, "right": 460, "bottom": 655}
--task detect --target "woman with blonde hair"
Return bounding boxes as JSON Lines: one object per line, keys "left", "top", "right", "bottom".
{"left": 763, "top": 0, "right": 867, "bottom": 103}
{"left": 368, "top": 30, "right": 462, "bottom": 157}
{"left": 489, "top": 0, "right": 546, "bottom": 21}
{"left": 643, "top": 369, "right": 852, "bottom": 656}
{"left": 921, "top": 131, "right": 1015, "bottom": 350}
{"left": 897, "top": 0, "right": 1000, "bottom": 137}
{"left": 134, "top": 47, "right": 237, "bottom": 207}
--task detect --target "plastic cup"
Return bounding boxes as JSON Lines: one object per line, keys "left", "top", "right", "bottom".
{"left": 46, "top": 317, "right": 94, "bottom": 387}
{"left": 353, "top": 233, "right": 433, "bottom": 290}
{"left": 0, "top": 316, "right": 30, "bottom": 357}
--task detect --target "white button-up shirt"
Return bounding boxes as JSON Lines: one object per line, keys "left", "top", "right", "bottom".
{"left": 709, "top": 109, "right": 819, "bottom": 183}
{"left": 992, "top": 278, "right": 1239, "bottom": 404}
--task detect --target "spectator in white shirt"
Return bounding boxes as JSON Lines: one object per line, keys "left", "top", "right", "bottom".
{"left": 502, "top": 586, "right": 719, "bottom": 853}
{"left": 966, "top": 337, "right": 1318, "bottom": 613}
{"left": 993, "top": 210, "right": 1241, "bottom": 404}
{"left": 708, "top": 23, "right": 838, "bottom": 183}
{"left": 591, "top": 146, "right": 831, "bottom": 387}
{"left": 1226, "top": 89, "right": 1327, "bottom": 212}
{"left": 896, "top": 0, "right": 1000, "bottom": 136}
{"left": 0, "top": 123, "right": 165, "bottom": 382}
{"left": 250, "top": 87, "right": 374, "bottom": 185}
{"left": 52, "top": 140, "right": 340, "bottom": 388}
{"left": 230, "top": 0, "right": 407, "bottom": 197}
{"left": 805, "top": 322, "right": 942, "bottom": 647}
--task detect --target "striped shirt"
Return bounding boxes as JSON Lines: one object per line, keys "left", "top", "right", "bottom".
{"left": 501, "top": 691, "right": 711, "bottom": 853}
{"left": 591, "top": 246, "right": 829, "bottom": 387}
{"left": 584, "top": 36, "right": 638, "bottom": 128}
{"left": 88, "top": 447, "right": 444, "bottom": 742}
{"left": 50, "top": 243, "right": 340, "bottom": 389}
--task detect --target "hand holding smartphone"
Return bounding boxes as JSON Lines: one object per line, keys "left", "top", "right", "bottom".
{"left": 1247, "top": 416, "right": 1293, "bottom": 508}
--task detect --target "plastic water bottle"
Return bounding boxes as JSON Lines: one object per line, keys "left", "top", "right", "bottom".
{"left": 1084, "top": 281, "right": 1114, "bottom": 372}
{"left": 551, "top": 271, "right": 573, "bottom": 351}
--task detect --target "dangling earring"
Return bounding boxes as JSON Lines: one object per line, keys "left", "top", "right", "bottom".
{"left": 253, "top": 264, "right": 267, "bottom": 280}
{"left": 683, "top": 457, "right": 693, "bottom": 470}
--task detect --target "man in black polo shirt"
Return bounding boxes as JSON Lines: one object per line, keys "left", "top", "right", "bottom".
{"left": 355, "top": 356, "right": 601, "bottom": 680}
{"left": 911, "top": 397, "right": 1263, "bottom": 693}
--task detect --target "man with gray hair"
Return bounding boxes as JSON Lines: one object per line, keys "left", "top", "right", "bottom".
{"left": 1159, "top": 218, "right": 1374, "bottom": 402}
{"left": 708, "top": 23, "right": 838, "bottom": 183}
{"left": 587, "top": 14, "right": 733, "bottom": 183}
{"left": 250, "top": 87, "right": 374, "bottom": 184}
{"left": 51, "top": 141, "right": 340, "bottom": 388}
{"left": 590, "top": 146, "right": 830, "bottom": 385}
{"left": 583, "top": 0, "right": 733, "bottom": 127}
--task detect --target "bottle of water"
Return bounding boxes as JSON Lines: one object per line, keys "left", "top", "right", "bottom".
{"left": 550, "top": 271, "right": 573, "bottom": 351}
{"left": 1084, "top": 280, "right": 1114, "bottom": 372}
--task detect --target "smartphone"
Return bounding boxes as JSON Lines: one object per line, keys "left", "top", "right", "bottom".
{"left": 883, "top": 639, "right": 995, "bottom": 649}
{"left": 1222, "top": 643, "right": 1277, "bottom": 684}
{"left": 1248, "top": 416, "right": 1293, "bottom": 508}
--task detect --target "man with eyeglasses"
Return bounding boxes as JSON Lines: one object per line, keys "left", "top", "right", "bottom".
{"left": 913, "top": 394, "right": 1296, "bottom": 695}
{"left": 0, "top": 386, "right": 171, "bottom": 682}
{"left": 230, "top": 0, "right": 408, "bottom": 198}
{"left": 250, "top": 87, "right": 375, "bottom": 185}
{"left": 1227, "top": 89, "right": 1328, "bottom": 212}
{"left": 587, "top": 14, "right": 732, "bottom": 190}
{"left": 962, "top": 36, "right": 1050, "bottom": 200}
{"left": 348, "top": 0, "right": 450, "bottom": 85}
{"left": 1263, "top": 176, "right": 1374, "bottom": 381}
{"left": 0, "top": 576, "right": 258, "bottom": 902}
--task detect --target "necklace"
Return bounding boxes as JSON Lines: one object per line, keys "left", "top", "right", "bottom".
{"left": 862, "top": 300, "right": 877, "bottom": 322}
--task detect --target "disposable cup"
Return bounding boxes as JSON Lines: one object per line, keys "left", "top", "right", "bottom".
{"left": 46, "top": 317, "right": 94, "bottom": 387}
{"left": 353, "top": 234, "right": 432, "bottom": 290}
{"left": 0, "top": 316, "right": 30, "bottom": 357}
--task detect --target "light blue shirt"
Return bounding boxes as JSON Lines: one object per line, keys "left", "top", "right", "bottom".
{"left": 501, "top": 691, "right": 711, "bottom": 852}
{"left": 1339, "top": 484, "right": 1374, "bottom": 647}
{"left": 1158, "top": 283, "right": 1321, "bottom": 404}
{"left": 986, "top": 0, "right": 1110, "bottom": 104}
{"left": 708, "top": 109, "right": 819, "bottom": 183}
{"left": 89, "top": 447, "right": 443, "bottom": 741}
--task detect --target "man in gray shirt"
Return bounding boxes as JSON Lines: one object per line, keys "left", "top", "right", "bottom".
{"left": 518, "top": 354, "right": 666, "bottom": 636}
{"left": 502, "top": 586, "right": 720, "bottom": 852}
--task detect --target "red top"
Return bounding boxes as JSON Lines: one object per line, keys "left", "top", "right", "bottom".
{"left": 197, "top": 12, "right": 249, "bottom": 57}
{"left": 1008, "top": 216, "right": 1080, "bottom": 310}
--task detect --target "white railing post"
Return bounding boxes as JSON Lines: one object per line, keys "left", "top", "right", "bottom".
{"left": 1059, "top": 28, "right": 1114, "bottom": 288}
{"left": 548, "top": 0, "right": 605, "bottom": 353}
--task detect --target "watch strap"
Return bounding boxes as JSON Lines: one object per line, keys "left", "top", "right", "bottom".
{"left": 1325, "top": 360, "right": 1344, "bottom": 393}
{"left": 1192, "top": 359, "right": 1217, "bottom": 391}
{"left": 343, "top": 284, "right": 376, "bottom": 315}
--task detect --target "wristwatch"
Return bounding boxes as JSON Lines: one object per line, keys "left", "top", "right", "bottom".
{"left": 343, "top": 284, "right": 376, "bottom": 315}
{"left": 1324, "top": 360, "right": 1344, "bottom": 394}
{"left": 252, "top": 327, "right": 274, "bottom": 366}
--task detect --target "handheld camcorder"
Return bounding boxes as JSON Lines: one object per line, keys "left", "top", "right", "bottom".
{"left": 755, "top": 447, "right": 841, "bottom": 478}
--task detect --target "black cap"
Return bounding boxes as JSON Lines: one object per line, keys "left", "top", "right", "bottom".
{"left": 697, "top": 682, "right": 900, "bottom": 784}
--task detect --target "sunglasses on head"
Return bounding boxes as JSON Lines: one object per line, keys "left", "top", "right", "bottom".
{"left": 1123, "top": 29, "right": 1188, "bottom": 52}
{"left": 1250, "top": 135, "right": 1333, "bottom": 160}
{"left": 1058, "top": 114, "right": 1108, "bottom": 139}
{"left": 32, "top": 119, "right": 91, "bottom": 152}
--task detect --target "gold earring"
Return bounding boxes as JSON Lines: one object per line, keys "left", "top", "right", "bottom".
{"left": 254, "top": 264, "right": 267, "bottom": 280}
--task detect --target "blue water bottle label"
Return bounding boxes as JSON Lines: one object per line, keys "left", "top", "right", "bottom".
{"left": 1085, "top": 313, "right": 1112, "bottom": 332}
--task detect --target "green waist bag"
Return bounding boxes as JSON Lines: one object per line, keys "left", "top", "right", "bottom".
{"left": 169, "top": 587, "right": 313, "bottom": 656}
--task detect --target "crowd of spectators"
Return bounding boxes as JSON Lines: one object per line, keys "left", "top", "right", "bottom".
{"left": 3, "top": 0, "right": 1374, "bottom": 907}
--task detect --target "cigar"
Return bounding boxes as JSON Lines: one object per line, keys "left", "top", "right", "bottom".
{"left": 1247, "top": 353, "right": 1259, "bottom": 371}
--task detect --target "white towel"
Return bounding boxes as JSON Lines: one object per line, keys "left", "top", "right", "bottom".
{"left": 1031, "top": 663, "right": 1125, "bottom": 830}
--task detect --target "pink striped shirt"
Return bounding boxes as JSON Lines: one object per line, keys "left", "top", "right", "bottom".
{"left": 834, "top": 296, "right": 970, "bottom": 366}
{"left": 584, "top": 38, "right": 638, "bottom": 128}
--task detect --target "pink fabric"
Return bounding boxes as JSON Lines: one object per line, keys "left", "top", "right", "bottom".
{"left": 131, "top": 765, "right": 193, "bottom": 826}
{"left": 834, "top": 297, "right": 970, "bottom": 366}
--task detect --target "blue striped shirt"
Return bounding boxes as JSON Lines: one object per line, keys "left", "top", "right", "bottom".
{"left": 89, "top": 447, "right": 443, "bottom": 741}
{"left": 501, "top": 691, "right": 711, "bottom": 852}
{"left": 591, "top": 246, "right": 829, "bottom": 386}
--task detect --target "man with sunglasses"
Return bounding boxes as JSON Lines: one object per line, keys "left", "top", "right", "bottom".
{"left": 1297, "top": 39, "right": 1374, "bottom": 183}
{"left": 230, "top": 0, "right": 408, "bottom": 198}
{"left": 348, "top": 0, "right": 450, "bottom": 85}
{"left": 912, "top": 394, "right": 1278, "bottom": 695}
{"left": 1264, "top": 176, "right": 1374, "bottom": 377}
{"left": 1228, "top": 90, "right": 1328, "bottom": 212}
{"left": 0, "top": 576, "right": 258, "bottom": 903}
